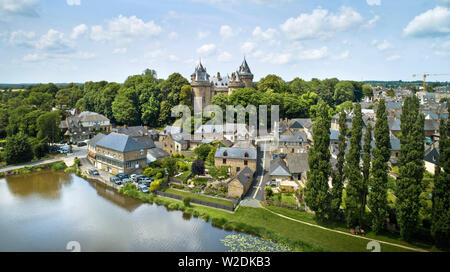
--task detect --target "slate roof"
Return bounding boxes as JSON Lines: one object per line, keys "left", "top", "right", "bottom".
{"left": 330, "top": 129, "right": 340, "bottom": 141}
{"left": 286, "top": 153, "right": 309, "bottom": 174}
{"left": 96, "top": 133, "right": 147, "bottom": 152}
{"left": 112, "top": 126, "right": 148, "bottom": 137}
{"left": 269, "top": 157, "right": 291, "bottom": 176}
{"left": 424, "top": 147, "right": 439, "bottom": 164}
{"left": 388, "top": 118, "right": 401, "bottom": 131}
{"left": 390, "top": 134, "right": 401, "bottom": 151}
{"left": 161, "top": 126, "right": 182, "bottom": 135}
{"left": 424, "top": 119, "right": 439, "bottom": 132}
{"left": 289, "top": 118, "right": 313, "bottom": 129}
{"left": 211, "top": 74, "right": 230, "bottom": 88}
{"left": 215, "top": 147, "right": 257, "bottom": 159}
{"left": 234, "top": 167, "right": 254, "bottom": 186}
{"left": 135, "top": 137, "right": 156, "bottom": 149}
{"left": 88, "top": 133, "right": 106, "bottom": 148}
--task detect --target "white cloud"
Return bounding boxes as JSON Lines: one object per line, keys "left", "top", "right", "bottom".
{"left": 0, "top": 0, "right": 39, "bottom": 19}
{"left": 373, "top": 40, "right": 391, "bottom": 51}
{"left": 66, "top": 0, "right": 81, "bottom": 6}
{"left": 403, "top": 6, "right": 450, "bottom": 37}
{"left": 217, "top": 51, "right": 232, "bottom": 62}
{"left": 280, "top": 6, "right": 363, "bottom": 40}
{"left": 90, "top": 15, "right": 162, "bottom": 42}
{"left": 364, "top": 14, "right": 380, "bottom": 28}
{"left": 366, "top": 0, "right": 381, "bottom": 6}
{"left": 386, "top": 55, "right": 400, "bottom": 61}
{"left": 298, "top": 46, "right": 328, "bottom": 60}
{"left": 144, "top": 49, "right": 164, "bottom": 59}
{"left": 197, "top": 31, "right": 210, "bottom": 40}
{"left": 196, "top": 43, "right": 216, "bottom": 56}
{"left": 220, "top": 25, "right": 235, "bottom": 39}
{"left": 112, "top": 48, "right": 127, "bottom": 54}
{"left": 240, "top": 41, "right": 257, "bottom": 54}
{"left": 332, "top": 50, "right": 349, "bottom": 60}
{"left": 22, "top": 51, "right": 94, "bottom": 62}
{"left": 70, "top": 24, "right": 87, "bottom": 39}
{"left": 168, "top": 55, "right": 178, "bottom": 61}
{"left": 10, "top": 29, "right": 71, "bottom": 51}
{"left": 432, "top": 40, "right": 450, "bottom": 56}
{"left": 252, "top": 26, "right": 277, "bottom": 42}
{"left": 168, "top": 31, "right": 178, "bottom": 40}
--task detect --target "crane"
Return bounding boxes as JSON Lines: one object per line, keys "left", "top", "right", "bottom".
{"left": 412, "top": 73, "right": 450, "bottom": 91}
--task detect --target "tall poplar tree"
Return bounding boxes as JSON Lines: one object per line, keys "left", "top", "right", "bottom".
{"left": 330, "top": 109, "right": 347, "bottom": 220}
{"left": 344, "top": 103, "right": 364, "bottom": 227}
{"left": 305, "top": 99, "right": 332, "bottom": 221}
{"left": 397, "top": 96, "right": 425, "bottom": 241}
{"left": 368, "top": 99, "right": 391, "bottom": 233}
{"left": 431, "top": 119, "right": 450, "bottom": 248}
{"left": 361, "top": 123, "right": 372, "bottom": 224}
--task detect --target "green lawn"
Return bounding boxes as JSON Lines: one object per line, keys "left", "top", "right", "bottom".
{"left": 120, "top": 187, "right": 436, "bottom": 252}
{"left": 165, "top": 188, "right": 234, "bottom": 207}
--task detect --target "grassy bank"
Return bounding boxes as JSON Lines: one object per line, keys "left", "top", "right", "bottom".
{"left": 0, "top": 161, "right": 67, "bottom": 177}
{"left": 118, "top": 185, "right": 427, "bottom": 252}
{"left": 164, "top": 188, "right": 235, "bottom": 207}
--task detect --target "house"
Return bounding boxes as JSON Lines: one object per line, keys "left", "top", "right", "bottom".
{"left": 160, "top": 132, "right": 189, "bottom": 155}
{"left": 111, "top": 126, "right": 149, "bottom": 138}
{"left": 91, "top": 133, "right": 148, "bottom": 175}
{"left": 59, "top": 111, "right": 111, "bottom": 142}
{"left": 227, "top": 167, "right": 254, "bottom": 199}
{"left": 424, "top": 145, "right": 439, "bottom": 174}
{"left": 214, "top": 144, "right": 257, "bottom": 176}
{"left": 388, "top": 118, "right": 401, "bottom": 135}
{"left": 276, "top": 132, "right": 309, "bottom": 155}
{"left": 286, "top": 153, "right": 309, "bottom": 186}
{"left": 389, "top": 134, "right": 401, "bottom": 165}
{"left": 269, "top": 157, "right": 292, "bottom": 185}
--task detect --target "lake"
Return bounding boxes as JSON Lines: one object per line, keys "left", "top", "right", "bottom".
{"left": 0, "top": 170, "right": 255, "bottom": 252}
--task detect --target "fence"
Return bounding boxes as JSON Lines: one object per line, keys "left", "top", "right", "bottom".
{"left": 155, "top": 191, "right": 235, "bottom": 212}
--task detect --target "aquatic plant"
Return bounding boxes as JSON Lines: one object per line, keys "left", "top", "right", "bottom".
{"left": 221, "top": 234, "right": 290, "bottom": 252}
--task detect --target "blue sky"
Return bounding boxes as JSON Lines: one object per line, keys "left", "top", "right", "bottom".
{"left": 0, "top": 0, "right": 449, "bottom": 83}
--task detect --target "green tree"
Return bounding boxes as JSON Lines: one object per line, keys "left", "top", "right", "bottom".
{"left": 362, "top": 84, "right": 374, "bottom": 98}
{"left": 194, "top": 143, "right": 212, "bottom": 161}
{"left": 37, "top": 111, "right": 61, "bottom": 144}
{"left": 397, "top": 96, "right": 425, "bottom": 240}
{"left": 257, "top": 74, "right": 287, "bottom": 93}
{"left": 191, "top": 159, "right": 205, "bottom": 176}
{"left": 164, "top": 157, "right": 177, "bottom": 178}
{"left": 5, "top": 132, "right": 34, "bottom": 164}
{"left": 141, "top": 95, "right": 160, "bottom": 127}
{"left": 344, "top": 103, "right": 364, "bottom": 227}
{"left": 431, "top": 119, "right": 450, "bottom": 248}
{"left": 288, "top": 77, "right": 311, "bottom": 95}
{"left": 361, "top": 123, "right": 372, "bottom": 224}
{"left": 368, "top": 99, "right": 391, "bottom": 233}
{"left": 112, "top": 93, "right": 140, "bottom": 125}
{"left": 180, "top": 85, "right": 192, "bottom": 106}
{"left": 330, "top": 110, "right": 347, "bottom": 220}
{"left": 305, "top": 99, "right": 331, "bottom": 221}
{"left": 334, "top": 81, "right": 355, "bottom": 105}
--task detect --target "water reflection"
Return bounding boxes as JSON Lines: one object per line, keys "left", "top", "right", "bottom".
{"left": 4, "top": 170, "right": 72, "bottom": 199}
{"left": 86, "top": 179, "right": 142, "bottom": 212}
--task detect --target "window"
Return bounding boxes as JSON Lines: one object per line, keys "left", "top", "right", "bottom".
{"left": 244, "top": 160, "right": 248, "bottom": 166}
{"left": 223, "top": 151, "right": 228, "bottom": 156}
{"left": 140, "top": 149, "right": 144, "bottom": 155}
{"left": 236, "top": 167, "right": 240, "bottom": 172}
{"left": 223, "top": 159, "right": 227, "bottom": 164}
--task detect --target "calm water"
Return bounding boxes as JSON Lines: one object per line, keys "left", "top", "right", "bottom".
{"left": 0, "top": 170, "right": 246, "bottom": 252}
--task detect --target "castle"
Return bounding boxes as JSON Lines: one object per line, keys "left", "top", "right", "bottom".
{"left": 190, "top": 58, "right": 254, "bottom": 106}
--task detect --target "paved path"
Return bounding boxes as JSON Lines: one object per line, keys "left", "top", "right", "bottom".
{"left": 239, "top": 198, "right": 262, "bottom": 208}
{"left": 262, "top": 206, "right": 428, "bottom": 252}
{"left": 0, "top": 145, "right": 87, "bottom": 173}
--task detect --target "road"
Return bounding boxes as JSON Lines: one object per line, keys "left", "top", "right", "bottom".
{"left": 0, "top": 145, "right": 87, "bottom": 173}
{"left": 245, "top": 144, "right": 271, "bottom": 202}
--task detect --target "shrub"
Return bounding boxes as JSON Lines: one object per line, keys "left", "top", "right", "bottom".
{"left": 183, "top": 196, "right": 191, "bottom": 207}
{"left": 74, "top": 157, "right": 81, "bottom": 167}
{"left": 51, "top": 161, "right": 67, "bottom": 171}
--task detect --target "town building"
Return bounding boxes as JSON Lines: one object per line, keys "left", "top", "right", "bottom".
{"left": 59, "top": 111, "right": 111, "bottom": 142}
{"left": 227, "top": 167, "right": 254, "bottom": 199}
{"left": 90, "top": 133, "right": 148, "bottom": 175}
{"left": 214, "top": 142, "right": 257, "bottom": 176}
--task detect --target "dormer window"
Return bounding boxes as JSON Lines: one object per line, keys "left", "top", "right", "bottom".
{"left": 244, "top": 152, "right": 249, "bottom": 158}
{"left": 223, "top": 151, "right": 228, "bottom": 156}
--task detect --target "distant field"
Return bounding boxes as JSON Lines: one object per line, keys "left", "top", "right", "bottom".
{"left": 0, "top": 89, "right": 25, "bottom": 92}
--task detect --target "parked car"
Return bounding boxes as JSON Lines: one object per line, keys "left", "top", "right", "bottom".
{"left": 77, "top": 142, "right": 87, "bottom": 147}
{"left": 135, "top": 174, "right": 146, "bottom": 182}
{"left": 116, "top": 173, "right": 129, "bottom": 180}
{"left": 138, "top": 184, "right": 149, "bottom": 194}
{"left": 122, "top": 178, "right": 132, "bottom": 184}
{"left": 130, "top": 174, "right": 137, "bottom": 181}
{"left": 50, "top": 145, "right": 60, "bottom": 152}
{"left": 140, "top": 178, "right": 152, "bottom": 187}
{"left": 110, "top": 177, "right": 121, "bottom": 185}
{"left": 59, "top": 145, "right": 71, "bottom": 154}
{"left": 88, "top": 168, "right": 99, "bottom": 175}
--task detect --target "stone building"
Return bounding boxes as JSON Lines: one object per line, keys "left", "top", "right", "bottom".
{"left": 227, "top": 167, "right": 254, "bottom": 199}
{"left": 191, "top": 58, "right": 254, "bottom": 106}
{"left": 59, "top": 111, "right": 111, "bottom": 142}
{"left": 90, "top": 133, "right": 148, "bottom": 175}
{"left": 214, "top": 144, "right": 257, "bottom": 176}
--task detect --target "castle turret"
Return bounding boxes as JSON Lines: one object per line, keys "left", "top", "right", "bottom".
{"left": 191, "top": 61, "right": 212, "bottom": 106}
{"left": 237, "top": 57, "right": 253, "bottom": 88}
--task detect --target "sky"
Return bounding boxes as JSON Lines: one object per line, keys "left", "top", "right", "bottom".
{"left": 0, "top": 0, "right": 450, "bottom": 83}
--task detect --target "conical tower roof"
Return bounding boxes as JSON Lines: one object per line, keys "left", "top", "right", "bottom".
{"left": 238, "top": 57, "right": 252, "bottom": 75}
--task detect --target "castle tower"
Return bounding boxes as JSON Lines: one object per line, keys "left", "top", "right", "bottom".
{"left": 237, "top": 57, "right": 254, "bottom": 88}
{"left": 191, "top": 61, "right": 212, "bottom": 106}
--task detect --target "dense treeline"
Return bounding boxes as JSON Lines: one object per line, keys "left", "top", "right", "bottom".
{"left": 305, "top": 97, "right": 448, "bottom": 249}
